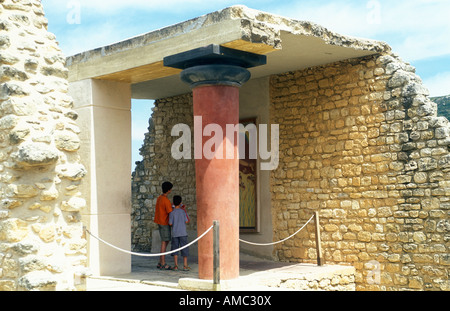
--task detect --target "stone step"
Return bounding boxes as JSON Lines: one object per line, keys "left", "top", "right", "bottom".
{"left": 87, "top": 255, "right": 356, "bottom": 291}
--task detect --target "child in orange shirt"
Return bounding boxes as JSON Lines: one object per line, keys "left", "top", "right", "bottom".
{"left": 154, "top": 181, "right": 173, "bottom": 270}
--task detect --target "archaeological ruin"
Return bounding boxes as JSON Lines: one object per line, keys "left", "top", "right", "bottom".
{"left": 0, "top": 0, "right": 87, "bottom": 290}
{"left": 1, "top": 1, "right": 448, "bottom": 291}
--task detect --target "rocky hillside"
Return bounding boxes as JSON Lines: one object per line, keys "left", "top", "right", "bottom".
{"left": 433, "top": 95, "right": 450, "bottom": 119}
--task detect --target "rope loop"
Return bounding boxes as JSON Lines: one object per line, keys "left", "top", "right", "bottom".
{"left": 239, "top": 214, "right": 315, "bottom": 246}
{"left": 86, "top": 214, "right": 315, "bottom": 256}
{"left": 86, "top": 225, "right": 214, "bottom": 257}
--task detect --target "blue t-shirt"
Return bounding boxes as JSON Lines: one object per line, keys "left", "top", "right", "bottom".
{"left": 169, "top": 208, "right": 188, "bottom": 238}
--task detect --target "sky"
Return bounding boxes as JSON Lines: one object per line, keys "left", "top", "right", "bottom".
{"left": 41, "top": 0, "right": 450, "bottom": 169}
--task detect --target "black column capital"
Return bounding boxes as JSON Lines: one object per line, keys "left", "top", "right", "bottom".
{"left": 164, "top": 44, "right": 266, "bottom": 88}
{"left": 180, "top": 64, "right": 250, "bottom": 88}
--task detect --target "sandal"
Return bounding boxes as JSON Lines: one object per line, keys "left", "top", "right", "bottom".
{"left": 171, "top": 265, "right": 178, "bottom": 271}
{"left": 183, "top": 266, "right": 191, "bottom": 271}
{"left": 158, "top": 263, "right": 171, "bottom": 270}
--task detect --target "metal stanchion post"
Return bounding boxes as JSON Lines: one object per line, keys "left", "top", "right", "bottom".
{"left": 314, "top": 211, "right": 324, "bottom": 266}
{"left": 213, "top": 220, "right": 220, "bottom": 291}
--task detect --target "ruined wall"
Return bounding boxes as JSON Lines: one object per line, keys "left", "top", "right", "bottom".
{"left": 131, "top": 94, "right": 196, "bottom": 252}
{"left": 271, "top": 54, "right": 449, "bottom": 291}
{"left": 130, "top": 46, "right": 448, "bottom": 291}
{"left": 0, "top": 0, "right": 87, "bottom": 291}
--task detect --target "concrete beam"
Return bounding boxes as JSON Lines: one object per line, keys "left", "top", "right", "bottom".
{"left": 67, "top": 5, "right": 391, "bottom": 100}
{"left": 67, "top": 7, "right": 280, "bottom": 83}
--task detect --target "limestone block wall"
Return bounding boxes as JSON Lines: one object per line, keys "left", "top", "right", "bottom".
{"left": 131, "top": 94, "right": 197, "bottom": 252}
{"left": 0, "top": 0, "right": 87, "bottom": 291}
{"left": 270, "top": 54, "right": 449, "bottom": 291}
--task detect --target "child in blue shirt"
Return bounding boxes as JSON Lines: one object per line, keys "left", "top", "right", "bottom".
{"left": 169, "top": 195, "right": 190, "bottom": 271}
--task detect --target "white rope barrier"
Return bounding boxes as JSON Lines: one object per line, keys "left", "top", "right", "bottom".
{"left": 85, "top": 225, "right": 214, "bottom": 257}
{"left": 239, "top": 214, "right": 315, "bottom": 246}
{"left": 86, "top": 214, "right": 315, "bottom": 256}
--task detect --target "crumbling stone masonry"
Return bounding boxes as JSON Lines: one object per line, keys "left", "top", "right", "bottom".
{"left": 271, "top": 54, "right": 449, "bottom": 291}
{"left": 0, "top": 0, "right": 87, "bottom": 291}
{"left": 132, "top": 94, "right": 196, "bottom": 252}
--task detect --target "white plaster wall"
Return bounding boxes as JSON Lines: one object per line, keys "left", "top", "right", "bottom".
{"left": 69, "top": 79, "right": 132, "bottom": 276}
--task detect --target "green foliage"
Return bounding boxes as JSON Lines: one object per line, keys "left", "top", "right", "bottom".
{"left": 433, "top": 95, "right": 450, "bottom": 120}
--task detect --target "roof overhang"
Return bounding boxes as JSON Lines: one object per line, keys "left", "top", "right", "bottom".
{"left": 66, "top": 5, "right": 391, "bottom": 100}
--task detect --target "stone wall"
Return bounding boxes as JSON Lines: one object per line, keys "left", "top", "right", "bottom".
{"left": 131, "top": 94, "right": 196, "bottom": 252}
{"left": 270, "top": 54, "right": 449, "bottom": 291}
{"left": 0, "top": 0, "right": 87, "bottom": 291}
{"left": 265, "top": 266, "right": 356, "bottom": 291}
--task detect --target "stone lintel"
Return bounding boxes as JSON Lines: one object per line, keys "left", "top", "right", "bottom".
{"left": 67, "top": 5, "right": 390, "bottom": 93}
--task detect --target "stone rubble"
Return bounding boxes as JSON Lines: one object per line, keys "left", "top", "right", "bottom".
{"left": 0, "top": 0, "right": 87, "bottom": 291}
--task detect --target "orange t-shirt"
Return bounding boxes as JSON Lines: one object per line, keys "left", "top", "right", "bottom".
{"left": 154, "top": 195, "right": 173, "bottom": 226}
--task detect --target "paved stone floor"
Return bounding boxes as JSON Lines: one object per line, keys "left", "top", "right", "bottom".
{"left": 85, "top": 254, "right": 353, "bottom": 291}
{"left": 86, "top": 254, "right": 274, "bottom": 291}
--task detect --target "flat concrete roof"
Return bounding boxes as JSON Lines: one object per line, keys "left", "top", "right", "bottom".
{"left": 66, "top": 5, "right": 391, "bottom": 100}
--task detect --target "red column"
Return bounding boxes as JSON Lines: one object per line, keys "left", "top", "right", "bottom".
{"left": 194, "top": 85, "right": 240, "bottom": 280}
{"left": 163, "top": 45, "right": 266, "bottom": 281}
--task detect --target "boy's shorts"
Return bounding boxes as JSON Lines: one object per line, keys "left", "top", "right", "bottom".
{"left": 171, "top": 236, "right": 189, "bottom": 257}
{"left": 158, "top": 225, "right": 171, "bottom": 242}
